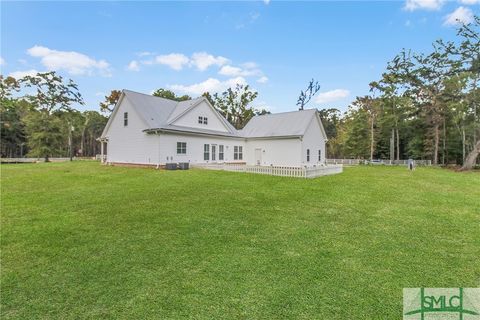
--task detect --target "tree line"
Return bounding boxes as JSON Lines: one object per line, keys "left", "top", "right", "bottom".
{"left": 1, "top": 16, "right": 478, "bottom": 168}
{"left": 320, "top": 16, "right": 479, "bottom": 169}
{"left": 0, "top": 74, "right": 268, "bottom": 160}
{"left": 1, "top": 73, "right": 107, "bottom": 160}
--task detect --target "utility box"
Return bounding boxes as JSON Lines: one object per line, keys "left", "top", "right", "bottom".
{"left": 178, "top": 162, "right": 189, "bottom": 170}
{"left": 165, "top": 163, "right": 177, "bottom": 170}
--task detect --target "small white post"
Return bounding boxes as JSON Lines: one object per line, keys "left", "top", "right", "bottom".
{"left": 100, "top": 141, "right": 105, "bottom": 164}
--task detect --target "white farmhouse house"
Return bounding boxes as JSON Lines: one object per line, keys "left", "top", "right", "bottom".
{"left": 99, "top": 90, "right": 328, "bottom": 167}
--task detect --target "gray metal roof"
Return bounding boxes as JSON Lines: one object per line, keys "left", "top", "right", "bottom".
{"left": 103, "top": 90, "right": 321, "bottom": 139}
{"left": 122, "top": 90, "right": 238, "bottom": 136}
{"left": 239, "top": 109, "right": 317, "bottom": 138}
{"left": 166, "top": 97, "right": 204, "bottom": 123}
{"left": 123, "top": 90, "right": 178, "bottom": 128}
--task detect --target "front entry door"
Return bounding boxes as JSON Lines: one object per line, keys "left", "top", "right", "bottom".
{"left": 211, "top": 145, "right": 217, "bottom": 161}
{"left": 255, "top": 148, "right": 262, "bottom": 165}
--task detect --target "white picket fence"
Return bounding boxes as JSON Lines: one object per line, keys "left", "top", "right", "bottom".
{"left": 326, "top": 159, "right": 432, "bottom": 166}
{"left": 95, "top": 154, "right": 107, "bottom": 162}
{"left": 326, "top": 159, "right": 363, "bottom": 165}
{"left": 193, "top": 163, "right": 343, "bottom": 179}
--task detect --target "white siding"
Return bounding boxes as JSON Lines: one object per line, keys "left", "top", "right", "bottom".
{"left": 244, "top": 138, "right": 302, "bottom": 166}
{"left": 301, "top": 116, "right": 326, "bottom": 166}
{"left": 172, "top": 101, "right": 229, "bottom": 133}
{"left": 103, "top": 96, "right": 325, "bottom": 167}
{"left": 158, "top": 133, "right": 245, "bottom": 164}
{"left": 104, "top": 97, "right": 160, "bottom": 164}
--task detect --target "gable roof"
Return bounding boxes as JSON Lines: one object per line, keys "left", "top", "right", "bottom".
{"left": 101, "top": 89, "right": 237, "bottom": 138}
{"left": 123, "top": 90, "right": 179, "bottom": 128}
{"left": 101, "top": 89, "right": 327, "bottom": 140}
{"left": 166, "top": 97, "right": 204, "bottom": 123}
{"left": 239, "top": 109, "right": 324, "bottom": 138}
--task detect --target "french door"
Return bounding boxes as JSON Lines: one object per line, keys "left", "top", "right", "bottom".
{"left": 211, "top": 145, "right": 217, "bottom": 161}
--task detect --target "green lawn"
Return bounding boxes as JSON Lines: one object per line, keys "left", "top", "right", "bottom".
{"left": 1, "top": 162, "right": 479, "bottom": 319}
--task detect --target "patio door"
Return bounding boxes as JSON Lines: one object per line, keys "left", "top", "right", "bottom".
{"left": 211, "top": 145, "right": 217, "bottom": 161}
{"left": 255, "top": 148, "right": 262, "bottom": 165}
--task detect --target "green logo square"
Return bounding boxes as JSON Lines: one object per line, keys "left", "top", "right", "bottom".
{"left": 404, "top": 288, "right": 480, "bottom": 320}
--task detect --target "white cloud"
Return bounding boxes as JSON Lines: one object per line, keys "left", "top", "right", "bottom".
{"left": 153, "top": 52, "right": 228, "bottom": 71}
{"left": 27, "top": 45, "right": 111, "bottom": 76}
{"left": 155, "top": 53, "right": 190, "bottom": 70}
{"left": 218, "top": 65, "right": 261, "bottom": 77}
{"left": 219, "top": 65, "right": 243, "bottom": 76}
{"left": 404, "top": 0, "right": 444, "bottom": 11}
{"left": 242, "top": 62, "right": 258, "bottom": 69}
{"left": 127, "top": 60, "right": 140, "bottom": 71}
{"left": 9, "top": 69, "right": 39, "bottom": 79}
{"left": 0, "top": 57, "right": 5, "bottom": 66}
{"left": 315, "top": 89, "right": 350, "bottom": 104}
{"left": 444, "top": 6, "right": 474, "bottom": 25}
{"left": 141, "top": 59, "right": 154, "bottom": 66}
{"left": 263, "top": 0, "right": 271, "bottom": 4}
{"left": 250, "top": 12, "right": 260, "bottom": 22}
{"left": 139, "top": 52, "right": 259, "bottom": 76}
{"left": 137, "top": 51, "right": 154, "bottom": 57}
{"left": 459, "top": 0, "right": 480, "bottom": 4}
{"left": 236, "top": 12, "right": 261, "bottom": 29}
{"left": 169, "top": 77, "right": 247, "bottom": 95}
{"left": 190, "top": 52, "right": 229, "bottom": 71}
{"left": 257, "top": 76, "right": 269, "bottom": 84}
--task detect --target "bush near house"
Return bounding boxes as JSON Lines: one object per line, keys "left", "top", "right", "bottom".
{"left": 1, "top": 162, "right": 479, "bottom": 319}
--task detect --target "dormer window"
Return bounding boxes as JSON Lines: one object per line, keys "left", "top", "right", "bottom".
{"left": 198, "top": 116, "right": 208, "bottom": 125}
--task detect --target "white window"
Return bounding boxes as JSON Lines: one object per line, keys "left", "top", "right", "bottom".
{"left": 203, "top": 144, "right": 209, "bottom": 160}
{"left": 307, "top": 149, "right": 310, "bottom": 162}
{"left": 198, "top": 116, "right": 208, "bottom": 125}
{"left": 234, "top": 146, "right": 243, "bottom": 160}
{"left": 124, "top": 112, "right": 128, "bottom": 126}
{"left": 219, "top": 145, "right": 224, "bottom": 161}
{"left": 177, "top": 142, "right": 186, "bottom": 154}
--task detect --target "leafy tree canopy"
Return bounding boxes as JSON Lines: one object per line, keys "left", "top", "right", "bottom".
{"left": 153, "top": 88, "right": 191, "bottom": 102}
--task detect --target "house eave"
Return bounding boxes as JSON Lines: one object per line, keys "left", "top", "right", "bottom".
{"left": 241, "top": 135, "right": 303, "bottom": 140}
{"left": 144, "top": 127, "right": 303, "bottom": 141}
{"left": 144, "top": 127, "right": 244, "bottom": 139}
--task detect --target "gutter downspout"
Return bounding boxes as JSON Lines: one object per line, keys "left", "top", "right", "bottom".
{"left": 157, "top": 130, "right": 161, "bottom": 169}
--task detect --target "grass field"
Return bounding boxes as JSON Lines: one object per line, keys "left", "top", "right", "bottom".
{"left": 1, "top": 161, "right": 479, "bottom": 319}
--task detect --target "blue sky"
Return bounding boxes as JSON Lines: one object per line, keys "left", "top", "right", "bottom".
{"left": 1, "top": 1, "right": 479, "bottom": 113}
